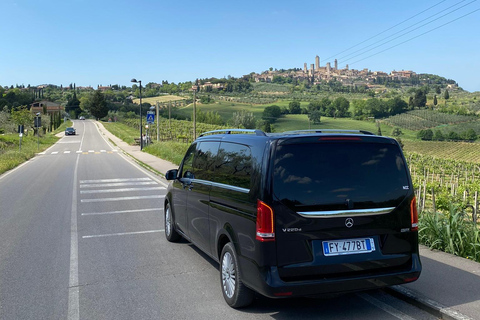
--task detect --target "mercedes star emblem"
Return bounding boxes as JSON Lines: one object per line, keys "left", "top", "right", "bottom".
{"left": 345, "top": 218, "right": 354, "bottom": 228}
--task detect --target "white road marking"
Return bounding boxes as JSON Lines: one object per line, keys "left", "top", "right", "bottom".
{"left": 80, "top": 195, "right": 164, "bottom": 203}
{"left": 80, "top": 181, "right": 157, "bottom": 188}
{"left": 81, "top": 208, "right": 162, "bottom": 216}
{"left": 82, "top": 229, "right": 164, "bottom": 239}
{"left": 76, "top": 151, "right": 82, "bottom": 153}
{"left": 67, "top": 155, "right": 80, "bottom": 320}
{"left": 52, "top": 151, "right": 58, "bottom": 154}
{"left": 80, "top": 187, "right": 165, "bottom": 194}
{"left": 88, "top": 150, "right": 94, "bottom": 153}
{"left": 100, "top": 150, "right": 106, "bottom": 153}
{"left": 80, "top": 177, "right": 151, "bottom": 184}
{"left": 64, "top": 151, "right": 71, "bottom": 154}
{"left": 357, "top": 292, "right": 416, "bottom": 320}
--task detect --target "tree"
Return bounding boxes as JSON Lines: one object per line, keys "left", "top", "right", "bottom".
{"left": 444, "top": 89, "right": 450, "bottom": 100}
{"left": 417, "top": 129, "right": 433, "bottom": 140}
{"left": 433, "top": 95, "right": 438, "bottom": 106}
{"left": 413, "top": 88, "right": 427, "bottom": 108}
{"left": 462, "top": 129, "right": 477, "bottom": 141}
{"left": 10, "top": 106, "right": 33, "bottom": 127}
{"left": 308, "top": 110, "right": 321, "bottom": 124}
{"left": 391, "top": 127, "right": 402, "bottom": 137}
{"left": 232, "top": 110, "right": 256, "bottom": 129}
{"left": 288, "top": 101, "right": 301, "bottom": 114}
{"left": 331, "top": 97, "right": 350, "bottom": 118}
{"left": 66, "top": 89, "right": 81, "bottom": 118}
{"left": 89, "top": 90, "right": 108, "bottom": 120}
{"left": 447, "top": 131, "right": 459, "bottom": 141}
{"left": 262, "top": 105, "right": 282, "bottom": 123}
{"left": 433, "top": 130, "right": 445, "bottom": 141}
{"left": 386, "top": 97, "right": 408, "bottom": 115}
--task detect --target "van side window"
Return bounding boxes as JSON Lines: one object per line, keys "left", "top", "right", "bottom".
{"left": 181, "top": 143, "right": 196, "bottom": 179}
{"left": 193, "top": 142, "right": 220, "bottom": 181}
{"left": 214, "top": 142, "right": 252, "bottom": 189}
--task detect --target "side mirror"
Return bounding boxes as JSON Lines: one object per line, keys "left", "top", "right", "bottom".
{"left": 165, "top": 169, "right": 178, "bottom": 181}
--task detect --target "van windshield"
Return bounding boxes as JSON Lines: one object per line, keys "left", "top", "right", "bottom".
{"left": 272, "top": 141, "right": 410, "bottom": 211}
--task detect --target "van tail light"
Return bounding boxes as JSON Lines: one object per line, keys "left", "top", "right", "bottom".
{"left": 256, "top": 200, "right": 275, "bottom": 242}
{"left": 410, "top": 197, "right": 418, "bottom": 231}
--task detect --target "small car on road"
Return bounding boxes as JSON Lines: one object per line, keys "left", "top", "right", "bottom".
{"left": 65, "top": 127, "right": 76, "bottom": 135}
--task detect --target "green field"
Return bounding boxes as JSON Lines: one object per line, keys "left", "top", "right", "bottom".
{"left": 133, "top": 95, "right": 186, "bottom": 105}
{"left": 175, "top": 101, "right": 267, "bottom": 120}
{"left": 403, "top": 140, "right": 480, "bottom": 163}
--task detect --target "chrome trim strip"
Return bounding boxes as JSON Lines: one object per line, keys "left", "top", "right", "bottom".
{"left": 191, "top": 179, "right": 250, "bottom": 194}
{"left": 210, "top": 181, "right": 249, "bottom": 194}
{"left": 297, "top": 207, "right": 395, "bottom": 218}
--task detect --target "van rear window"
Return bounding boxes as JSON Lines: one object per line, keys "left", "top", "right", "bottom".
{"left": 272, "top": 142, "right": 409, "bottom": 211}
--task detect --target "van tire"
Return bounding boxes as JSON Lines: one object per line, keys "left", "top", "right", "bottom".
{"left": 220, "top": 242, "right": 254, "bottom": 308}
{"left": 164, "top": 201, "right": 181, "bottom": 242}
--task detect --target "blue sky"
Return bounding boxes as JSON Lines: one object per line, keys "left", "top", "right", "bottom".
{"left": 1, "top": 0, "right": 479, "bottom": 92}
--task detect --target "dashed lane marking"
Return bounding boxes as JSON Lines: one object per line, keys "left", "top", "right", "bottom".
{"left": 82, "top": 229, "right": 164, "bottom": 239}
{"left": 80, "top": 195, "right": 164, "bottom": 203}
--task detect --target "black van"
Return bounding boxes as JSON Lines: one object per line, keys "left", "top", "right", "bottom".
{"left": 164, "top": 129, "right": 421, "bottom": 308}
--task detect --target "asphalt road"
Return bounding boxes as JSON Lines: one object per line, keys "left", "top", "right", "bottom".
{"left": 0, "top": 120, "right": 438, "bottom": 320}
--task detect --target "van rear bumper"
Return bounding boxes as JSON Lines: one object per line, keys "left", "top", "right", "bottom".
{"left": 239, "top": 253, "right": 422, "bottom": 298}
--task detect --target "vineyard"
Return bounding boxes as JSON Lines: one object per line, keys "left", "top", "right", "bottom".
{"left": 383, "top": 109, "right": 478, "bottom": 131}
{"left": 110, "top": 115, "right": 480, "bottom": 261}
{"left": 406, "top": 152, "right": 480, "bottom": 261}
{"left": 121, "top": 118, "right": 227, "bottom": 144}
{"left": 403, "top": 140, "right": 480, "bottom": 163}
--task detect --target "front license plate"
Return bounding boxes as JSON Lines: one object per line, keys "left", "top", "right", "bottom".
{"left": 323, "top": 238, "right": 375, "bottom": 256}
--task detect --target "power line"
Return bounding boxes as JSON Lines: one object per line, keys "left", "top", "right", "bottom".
{"left": 325, "top": 0, "right": 449, "bottom": 61}
{"left": 337, "top": 0, "right": 474, "bottom": 62}
{"left": 348, "top": 8, "right": 480, "bottom": 66}
{"left": 339, "top": 0, "right": 477, "bottom": 65}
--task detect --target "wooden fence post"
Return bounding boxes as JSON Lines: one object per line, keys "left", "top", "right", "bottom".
{"left": 422, "top": 181, "right": 426, "bottom": 212}
{"left": 432, "top": 187, "right": 436, "bottom": 213}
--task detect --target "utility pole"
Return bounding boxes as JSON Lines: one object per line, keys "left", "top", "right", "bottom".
{"left": 156, "top": 101, "right": 159, "bottom": 142}
{"left": 192, "top": 85, "right": 198, "bottom": 140}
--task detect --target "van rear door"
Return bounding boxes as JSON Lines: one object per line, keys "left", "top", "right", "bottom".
{"left": 271, "top": 136, "right": 417, "bottom": 280}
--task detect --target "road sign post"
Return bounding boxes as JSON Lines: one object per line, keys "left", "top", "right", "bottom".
{"left": 146, "top": 111, "right": 155, "bottom": 124}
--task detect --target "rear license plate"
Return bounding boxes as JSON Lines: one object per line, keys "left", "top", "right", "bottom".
{"left": 323, "top": 238, "right": 375, "bottom": 256}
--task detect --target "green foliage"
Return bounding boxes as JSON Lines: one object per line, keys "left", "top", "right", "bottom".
{"left": 231, "top": 110, "right": 256, "bottom": 129}
{"left": 412, "top": 88, "right": 427, "bottom": 108}
{"left": 308, "top": 110, "right": 321, "bottom": 124}
{"left": 288, "top": 100, "right": 301, "bottom": 114}
{"left": 196, "top": 109, "right": 223, "bottom": 125}
{"left": 89, "top": 90, "right": 108, "bottom": 119}
{"left": 10, "top": 106, "right": 33, "bottom": 126}
{"left": 331, "top": 97, "right": 350, "bottom": 117}
{"left": 419, "top": 205, "right": 480, "bottom": 261}
{"left": 0, "top": 131, "right": 61, "bottom": 175}
{"left": 66, "top": 90, "right": 81, "bottom": 118}
{"left": 352, "top": 97, "right": 408, "bottom": 119}
{"left": 391, "top": 127, "right": 402, "bottom": 136}
{"left": 143, "top": 141, "right": 189, "bottom": 166}
{"left": 433, "top": 130, "right": 445, "bottom": 141}
{"left": 384, "top": 110, "right": 477, "bottom": 131}
{"left": 417, "top": 129, "right": 433, "bottom": 140}
{"left": 262, "top": 105, "right": 282, "bottom": 123}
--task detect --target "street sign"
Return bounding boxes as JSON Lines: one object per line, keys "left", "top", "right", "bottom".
{"left": 34, "top": 117, "right": 41, "bottom": 128}
{"left": 146, "top": 111, "right": 155, "bottom": 124}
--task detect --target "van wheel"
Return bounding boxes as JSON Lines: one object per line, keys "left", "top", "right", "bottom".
{"left": 164, "top": 201, "right": 180, "bottom": 242}
{"left": 220, "top": 243, "right": 254, "bottom": 308}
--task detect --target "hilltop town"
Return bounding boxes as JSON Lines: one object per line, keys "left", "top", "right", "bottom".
{"left": 250, "top": 55, "right": 457, "bottom": 90}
